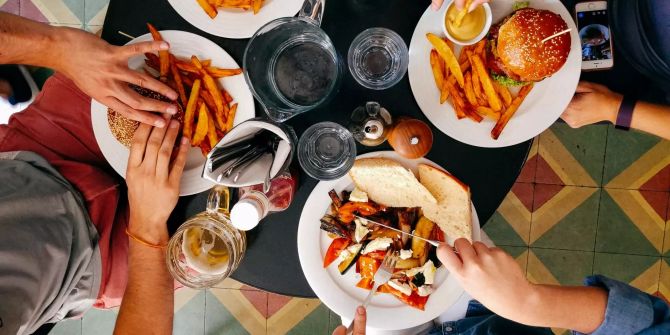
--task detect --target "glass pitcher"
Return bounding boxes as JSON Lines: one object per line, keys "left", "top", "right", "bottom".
{"left": 166, "top": 186, "right": 246, "bottom": 289}
{"left": 243, "top": 0, "right": 343, "bottom": 122}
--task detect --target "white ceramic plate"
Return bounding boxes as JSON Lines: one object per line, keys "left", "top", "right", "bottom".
{"left": 408, "top": 0, "right": 581, "bottom": 148}
{"left": 297, "top": 151, "right": 482, "bottom": 330}
{"left": 167, "top": 0, "right": 305, "bottom": 39}
{"left": 91, "top": 30, "right": 255, "bottom": 196}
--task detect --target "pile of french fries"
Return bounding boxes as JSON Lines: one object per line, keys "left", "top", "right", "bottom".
{"left": 426, "top": 33, "right": 533, "bottom": 140}
{"left": 196, "top": 0, "right": 264, "bottom": 19}
{"left": 145, "top": 23, "right": 242, "bottom": 156}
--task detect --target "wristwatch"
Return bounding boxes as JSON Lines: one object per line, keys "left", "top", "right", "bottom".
{"left": 615, "top": 95, "right": 637, "bottom": 131}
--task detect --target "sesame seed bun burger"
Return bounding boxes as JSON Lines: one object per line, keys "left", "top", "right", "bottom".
{"left": 107, "top": 85, "right": 184, "bottom": 147}
{"left": 487, "top": 7, "right": 571, "bottom": 87}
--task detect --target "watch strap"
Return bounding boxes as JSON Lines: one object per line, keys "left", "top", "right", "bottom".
{"left": 615, "top": 95, "right": 636, "bottom": 131}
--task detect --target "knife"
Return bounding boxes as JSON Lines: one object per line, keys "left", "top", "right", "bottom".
{"left": 353, "top": 215, "right": 441, "bottom": 247}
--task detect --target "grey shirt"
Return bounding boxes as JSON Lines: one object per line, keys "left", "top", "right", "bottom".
{"left": 0, "top": 151, "right": 101, "bottom": 335}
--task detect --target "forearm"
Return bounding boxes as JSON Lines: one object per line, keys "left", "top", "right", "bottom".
{"left": 511, "top": 284, "right": 607, "bottom": 334}
{"left": 629, "top": 101, "right": 670, "bottom": 140}
{"left": 0, "top": 13, "right": 72, "bottom": 70}
{"left": 114, "top": 220, "right": 173, "bottom": 335}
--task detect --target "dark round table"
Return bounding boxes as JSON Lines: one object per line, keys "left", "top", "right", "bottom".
{"left": 100, "top": 0, "right": 612, "bottom": 298}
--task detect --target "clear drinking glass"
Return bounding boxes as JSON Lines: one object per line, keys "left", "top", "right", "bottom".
{"left": 243, "top": 0, "right": 342, "bottom": 122}
{"left": 298, "top": 122, "right": 357, "bottom": 181}
{"left": 347, "top": 28, "right": 409, "bottom": 90}
{"left": 166, "top": 186, "right": 246, "bottom": 289}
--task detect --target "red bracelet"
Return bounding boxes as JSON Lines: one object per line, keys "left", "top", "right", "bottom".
{"left": 125, "top": 228, "right": 168, "bottom": 249}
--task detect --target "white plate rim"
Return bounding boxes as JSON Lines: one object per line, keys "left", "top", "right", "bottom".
{"left": 90, "top": 30, "right": 255, "bottom": 196}
{"left": 166, "top": 0, "right": 305, "bottom": 39}
{"left": 408, "top": 0, "right": 581, "bottom": 148}
{"left": 297, "top": 151, "right": 481, "bottom": 330}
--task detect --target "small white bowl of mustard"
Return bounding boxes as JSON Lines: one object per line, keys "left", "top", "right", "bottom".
{"left": 442, "top": 0, "right": 492, "bottom": 46}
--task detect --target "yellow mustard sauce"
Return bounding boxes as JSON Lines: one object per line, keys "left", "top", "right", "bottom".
{"left": 446, "top": 5, "right": 486, "bottom": 41}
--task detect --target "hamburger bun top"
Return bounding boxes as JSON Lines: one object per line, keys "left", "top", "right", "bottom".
{"left": 497, "top": 8, "right": 570, "bottom": 82}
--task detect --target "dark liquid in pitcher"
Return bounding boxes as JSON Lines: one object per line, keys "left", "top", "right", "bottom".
{"left": 273, "top": 42, "right": 337, "bottom": 106}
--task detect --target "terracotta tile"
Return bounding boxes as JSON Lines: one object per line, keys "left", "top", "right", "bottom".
{"left": 267, "top": 292, "right": 293, "bottom": 319}
{"left": 240, "top": 289, "right": 269, "bottom": 318}
{"left": 532, "top": 183, "right": 564, "bottom": 211}
{"left": 511, "top": 182, "right": 534, "bottom": 212}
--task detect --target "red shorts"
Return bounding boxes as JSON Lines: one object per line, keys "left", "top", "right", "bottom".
{"left": 0, "top": 73, "right": 128, "bottom": 309}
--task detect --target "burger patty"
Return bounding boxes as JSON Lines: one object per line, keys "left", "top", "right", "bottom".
{"left": 486, "top": 16, "right": 525, "bottom": 82}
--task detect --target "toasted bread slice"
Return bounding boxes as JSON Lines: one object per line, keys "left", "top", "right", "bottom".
{"left": 418, "top": 164, "right": 472, "bottom": 241}
{"left": 349, "top": 158, "right": 437, "bottom": 207}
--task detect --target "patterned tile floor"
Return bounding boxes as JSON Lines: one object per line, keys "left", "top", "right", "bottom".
{"left": 3, "top": 1, "right": 670, "bottom": 334}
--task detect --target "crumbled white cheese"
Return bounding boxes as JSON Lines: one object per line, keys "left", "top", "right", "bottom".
{"left": 361, "top": 237, "right": 393, "bottom": 254}
{"left": 354, "top": 219, "right": 370, "bottom": 243}
{"left": 423, "top": 260, "right": 436, "bottom": 285}
{"left": 349, "top": 188, "right": 369, "bottom": 202}
{"left": 404, "top": 260, "right": 437, "bottom": 285}
{"left": 399, "top": 249, "right": 413, "bottom": 260}
{"left": 417, "top": 285, "right": 434, "bottom": 297}
{"left": 388, "top": 279, "right": 412, "bottom": 296}
{"left": 337, "top": 244, "right": 362, "bottom": 263}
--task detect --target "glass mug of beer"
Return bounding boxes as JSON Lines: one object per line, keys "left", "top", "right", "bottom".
{"left": 243, "top": 0, "right": 343, "bottom": 122}
{"left": 166, "top": 186, "right": 246, "bottom": 289}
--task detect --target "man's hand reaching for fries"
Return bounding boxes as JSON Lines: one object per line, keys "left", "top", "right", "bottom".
{"left": 55, "top": 28, "right": 178, "bottom": 128}
{"left": 431, "top": 0, "right": 490, "bottom": 11}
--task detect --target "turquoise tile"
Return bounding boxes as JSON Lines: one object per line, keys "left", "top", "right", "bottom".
{"left": 81, "top": 308, "right": 117, "bottom": 335}
{"left": 328, "top": 309, "right": 342, "bottom": 334}
{"left": 84, "top": 0, "right": 108, "bottom": 25}
{"left": 204, "top": 290, "right": 250, "bottom": 335}
{"left": 286, "top": 304, "right": 330, "bottom": 335}
{"left": 49, "top": 319, "right": 81, "bottom": 335}
{"left": 175, "top": 291, "right": 206, "bottom": 335}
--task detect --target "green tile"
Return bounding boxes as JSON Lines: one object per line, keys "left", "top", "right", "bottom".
{"left": 286, "top": 304, "right": 330, "bottom": 335}
{"left": 499, "top": 245, "right": 529, "bottom": 272}
{"left": 328, "top": 309, "right": 342, "bottom": 334}
{"left": 547, "top": 123, "right": 608, "bottom": 185}
{"left": 49, "top": 319, "right": 81, "bottom": 335}
{"left": 531, "top": 190, "right": 600, "bottom": 251}
{"left": 596, "top": 191, "right": 660, "bottom": 255}
{"left": 81, "top": 309, "right": 117, "bottom": 335}
{"left": 175, "top": 291, "right": 206, "bottom": 335}
{"left": 593, "top": 253, "right": 660, "bottom": 287}
{"left": 531, "top": 248, "right": 594, "bottom": 286}
{"left": 484, "top": 212, "right": 528, "bottom": 247}
{"left": 62, "top": 0, "right": 85, "bottom": 23}
{"left": 84, "top": 0, "right": 109, "bottom": 24}
{"left": 603, "top": 126, "right": 662, "bottom": 186}
{"left": 204, "top": 291, "right": 250, "bottom": 335}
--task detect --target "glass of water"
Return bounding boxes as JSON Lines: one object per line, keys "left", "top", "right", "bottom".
{"left": 298, "top": 122, "right": 357, "bottom": 181}
{"left": 347, "top": 28, "right": 409, "bottom": 90}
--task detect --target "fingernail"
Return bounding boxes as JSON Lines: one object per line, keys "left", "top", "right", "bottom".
{"left": 169, "top": 120, "right": 179, "bottom": 129}
{"left": 168, "top": 92, "right": 178, "bottom": 100}
{"left": 159, "top": 42, "right": 169, "bottom": 50}
{"left": 181, "top": 136, "right": 190, "bottom": 145}
{"left": 166, "top": 105, "right": 177, "bottom": 115}
{"left": 155, "top": 119, "right": 166, "bottom": 128}
{"left": 357, "top": 306, "right": 365, "bottom": 315}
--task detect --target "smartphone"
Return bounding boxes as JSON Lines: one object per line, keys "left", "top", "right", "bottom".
{"left": 575, "top": 1, "right": 614, "bottom": 71}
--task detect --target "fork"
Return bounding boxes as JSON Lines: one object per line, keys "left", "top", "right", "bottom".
{"left": 345, "top": 250, "right": 398, "bottom": 334}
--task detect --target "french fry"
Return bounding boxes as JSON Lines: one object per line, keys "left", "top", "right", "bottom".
{"left": 202, "top": 59, "right": 212, "bottom": 67}
{"left": 440, "top": 80, "right": 450, "bottom": 104}
{"left": 475, "top": 106, "right": 499, "bottom": 120}
{"left": 252, "top": 0, "right": 262, "bottom": 14}
{"left": 464, "top": 72, "right": 478, "bottom": 106}
{"left": 492, "top": 84, "right": 534, "bottom": 139}
{"left": 207, "top": 67, "right": 243, "bottom": 78}
{"left": 175, "top": 61, "right": 199, "bottom": 73}
{"left": 473, "top": 40, "right": 486, "bottom": 56}
{"left": 225, "top": 103, "right": 238, "bottom": 132}
{"left": 197, "top": 0, "right": 218, "bottom": 18}
{"left": 458, "top": 45, "right": 471, "bottom": 63}
{"left": 200, "top": 91, "right": 220, "bottom": 121}
{"left": 494, "top": 81, "right": 513, "bottom": 108}
{"left": 146, "top": 23, "right": 169, "bottom": 79}
{"left": 459, "top": 60, "right": 471, "bottom": 73}
{"left": 426, "top": 33, "right": 464, "bottom": 87}
{"left": 472, "top": 68, "right": 483, "bottom": 99}
{"left": 471, "top": 54, "right": 502, "bottom": 112}
{"left": 464, "top": 106, "right": 483, "bottom": 123}
{"left": 193, "top": 102, "right": 209, "bottom": 146}
{"left": 169, "top": 55, "right": 188, "bottom": 106}
{"left": 452, "top": 0, "right": 474, "bottom": 28}
{"left": 144, "top": 52, "right": 160, "bottom": 71}
{"left": 205, "top": 106, "right": 219, "bottom": 148}
{"left": 445, "top": 80, "right": 466, "bottom": 119}
{"left": 183, "top": 79, "right": 201, "bottom": 140}
{"left": 222, "top": 90, "right": 233, "bottom": 104}
{"left": 192, "top": 56, "right": 226, "bottom": 117}
{"left": 430, "top": 50, "right": 445, "bottom": 91}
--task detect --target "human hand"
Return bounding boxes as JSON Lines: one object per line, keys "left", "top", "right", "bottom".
{"left": 54, "top": 27, "right": 178, "bottom": 127}
{"left": 126, "top": 118, "right": 189, "bottom": 245}
{"left": 437, "top": 239, "right": 537, "bottom": 322}
{"left": 561, "top": 81, "right": 622, "bottom": 128}
{"left": 332, "top": 306, "right": 366, "bottom": 335}
{"left": 431, "top": 0, "right": 490, "bottom": 11}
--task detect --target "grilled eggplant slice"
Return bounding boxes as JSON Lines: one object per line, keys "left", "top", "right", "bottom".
{"left": 320, "top": 215, "right": 350, "bottom": 239}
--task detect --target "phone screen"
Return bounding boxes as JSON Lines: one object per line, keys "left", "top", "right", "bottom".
{"left": 577, "top": 10, "right": 612, "bottom": 61}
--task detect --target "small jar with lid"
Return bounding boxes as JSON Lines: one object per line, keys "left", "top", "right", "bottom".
{"left": 230, "top": 171, "right": 297, "bottom": 231}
